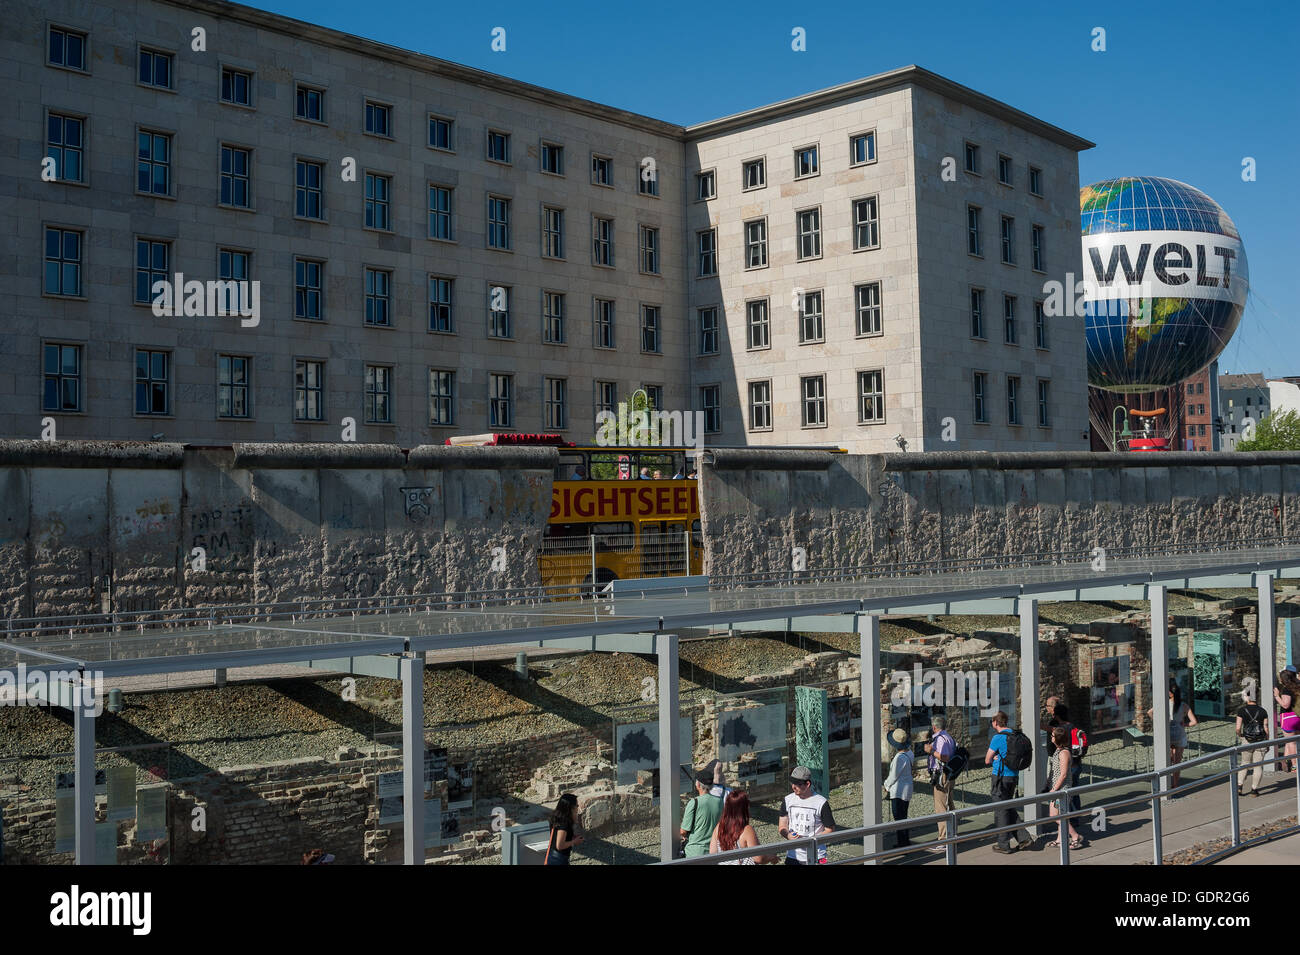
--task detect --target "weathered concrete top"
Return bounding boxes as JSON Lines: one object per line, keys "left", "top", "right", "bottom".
{"left": 0, "top": 440, "right": 563, "bottom": 471}
{"left": 703, "top": 447, "right": 1300, "bottom": 473}
{"left": 0, "top": 440, "right": 186, "bottom": 468}
{"left": 232, "top": 443, "right": 405, "bottom": 469}
{"left": 881, "top": 450, "right": 1300, "bottom": 471}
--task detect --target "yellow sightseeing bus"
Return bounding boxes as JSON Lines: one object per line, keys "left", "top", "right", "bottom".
{"left": 446, "top": 434, "right": 703, "bottom": 589}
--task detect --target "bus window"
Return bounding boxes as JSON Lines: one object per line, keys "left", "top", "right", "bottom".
{"left": 556, "top": 453, "right": 586, "bottom": 481}
{"left": 588, "top": 452, "right": 630, "bottom": 480}
{"left": 637, "top": 452, "right": 675, "bottom": 478}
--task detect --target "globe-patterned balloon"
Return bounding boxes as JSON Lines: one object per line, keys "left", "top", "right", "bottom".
{"left": 1079, "top": 177, "right": 1248, "bottom": 393}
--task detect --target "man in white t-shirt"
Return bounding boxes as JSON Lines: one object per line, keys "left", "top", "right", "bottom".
{"left": 777, "top": 766, "right": 836, "bottom": 864}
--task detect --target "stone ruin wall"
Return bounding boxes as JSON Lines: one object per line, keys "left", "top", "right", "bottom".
{"left": 0, "top": 440, "right": 553, "bottom": 619}
{"left": 698, "top": 449, "right": 1300, "bottom": 578}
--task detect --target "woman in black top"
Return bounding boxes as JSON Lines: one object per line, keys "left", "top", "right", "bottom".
{"left": 545, "top": 793, "right": 583, "bottom": 866}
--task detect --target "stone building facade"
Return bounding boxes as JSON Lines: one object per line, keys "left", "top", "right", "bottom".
{"left": 7, "top": 0, "right": 1092, "bottom": 453}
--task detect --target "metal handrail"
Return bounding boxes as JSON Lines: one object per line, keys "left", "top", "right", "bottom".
{"left": 663, "top": 736, "right": 1300, "bottom": 866}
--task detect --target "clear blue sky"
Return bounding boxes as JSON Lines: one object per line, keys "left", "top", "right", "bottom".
{"left": 246, "top": 0, "right": 1299, "bottom": 377}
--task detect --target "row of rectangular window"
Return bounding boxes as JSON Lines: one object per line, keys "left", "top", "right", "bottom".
{"left": 963, "top": 142, "right": 1044, "bottom": 197}
{"left": 47, "top": 26, "right": 663, "bottom": 195}
{"left": 44, "top": 341, "right": 1049, "bottom": 434}
{"left": 49, "top": 227, "right": 669, "bottom": 349}
{"left": 47, "top": 129, "right": 670, "bottom": 269}
{"left": 737, "top": 371, "right": 886, "bottom": 432}
{"left": 693, "top": 195, "right": 880, "bottom": 276}
{"left": 971, "top": 372, "right": 1052, "bottom": 427}
{"left": 969, "top": 289, "right": 1050, "bottom": 349}
{"left": 966, "top": 207, "right": 1046, "bottom": 269}
{"left": 43, "top": 342, "right": 671, "bottom": 432}
{"left": 693, "top": 131, "right": 877, "bottom": 201}
{"left": 695, "top": 282, "right": 884, "bottom": 355}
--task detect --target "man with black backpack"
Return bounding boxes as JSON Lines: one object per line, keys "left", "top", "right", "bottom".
{"left": 1235, "top": 683, "right": 1269, "bottom": 797}
{"left": 985, "top": 710, "right": 1033, "bottom": 853}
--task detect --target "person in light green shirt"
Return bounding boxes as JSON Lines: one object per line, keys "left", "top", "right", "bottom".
{"left": 679, "top": 770, "right": 724, "bottom": 857}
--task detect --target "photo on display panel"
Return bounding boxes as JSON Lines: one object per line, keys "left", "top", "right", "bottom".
{"left": 828, "top": 696, "right": 852, "bottom": 750}
{"left": 446, "top": 763, "right": 473, "bottom": 810}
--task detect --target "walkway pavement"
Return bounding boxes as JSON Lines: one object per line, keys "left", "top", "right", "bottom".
{"left": 1213, "top": 831, "right": 1296, "bottom": 864}
{"left": 890, "top": 768, "right": 1298, "bottom": 865}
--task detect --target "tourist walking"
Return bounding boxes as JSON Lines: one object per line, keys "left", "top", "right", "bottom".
{"left": 1046, "top": 699, "right": 1085, "bottom": 813}
{"left": 679, "top": 769, "right": 724, "bottom": 858}
{"left": 709, "top": 790, "right": 775, "bottom": 864}
{"left": 1235, "top": 683, "right": 1269, "bottom": 796}
{"left": 1167, "top": 680, "right": 1196, "bottom": 790}
{"left": 1275, "top": 667, "right": 1299, "bottom": 773}
{"left": 923, "top": 715, "right": 956, "bottom": 853}
{"left": 885, "top": 728, "right": 915, "bottom": 849}
{"left": 1150, "top": 679, "right": 1196, "bottom": 791}
{"left": 1046, "top": 726, "right": 1083, "bottom": 849}
{"left": 544, "top": 792, "right": 583, "bottom": 866}
{"left": 985, "top": 711, "right": 1032, "bottom": 853}
{"left": 777, "top": 766, "right": 836, "bottom": 864}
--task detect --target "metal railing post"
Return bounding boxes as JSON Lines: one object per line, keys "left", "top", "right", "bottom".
{"left": 1295, "top": 745, "right": 1300, "bottom": 825}
{"left": 1228, "top": 748, "right": 1240, "bottom": 847}
{"left": 1150, "top": 777, "right": 1163, "bottom": 865}
{"left": 945, "top": 812, "right": 958, "bottom": 865}
{"left": 590, "top": 535, "right": 597, "bottom": 591}
{"left": 683, "top": 526, "right": 690, "bottom": 577}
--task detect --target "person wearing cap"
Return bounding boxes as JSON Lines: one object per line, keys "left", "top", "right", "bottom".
{"left": 1235, "top": 681, "right": 1269, "bottom": 797}
{"left": 703, "top": 758, "right": 732, "bottom": 801}
{"left": 884, "top": 728, "right": 915, "bottom": 849}
{"left": 679, "top": 768, "right": 725, "bottom": 858}
{"left": 777, "top": 766, "right": 836, "bottom": 864}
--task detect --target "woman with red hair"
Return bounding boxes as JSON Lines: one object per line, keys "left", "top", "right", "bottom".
{"left": 708, "top": 790, "right": 775, "bottom": 865}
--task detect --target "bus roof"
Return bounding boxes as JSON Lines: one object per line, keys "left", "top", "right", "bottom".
{"left": 444, "top": 433, "right": 576, "bottom": 447}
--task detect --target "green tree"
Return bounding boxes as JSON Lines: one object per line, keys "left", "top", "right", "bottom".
{"left": 1235, "top": 408, "right": 1300, "bottom": 451}
{"left": 590, "top": 389, "right": 661, "bottom": 478}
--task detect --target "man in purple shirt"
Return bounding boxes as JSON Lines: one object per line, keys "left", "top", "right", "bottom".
{"left": 923, "top": 715, "right": 956, "bottom": 852}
